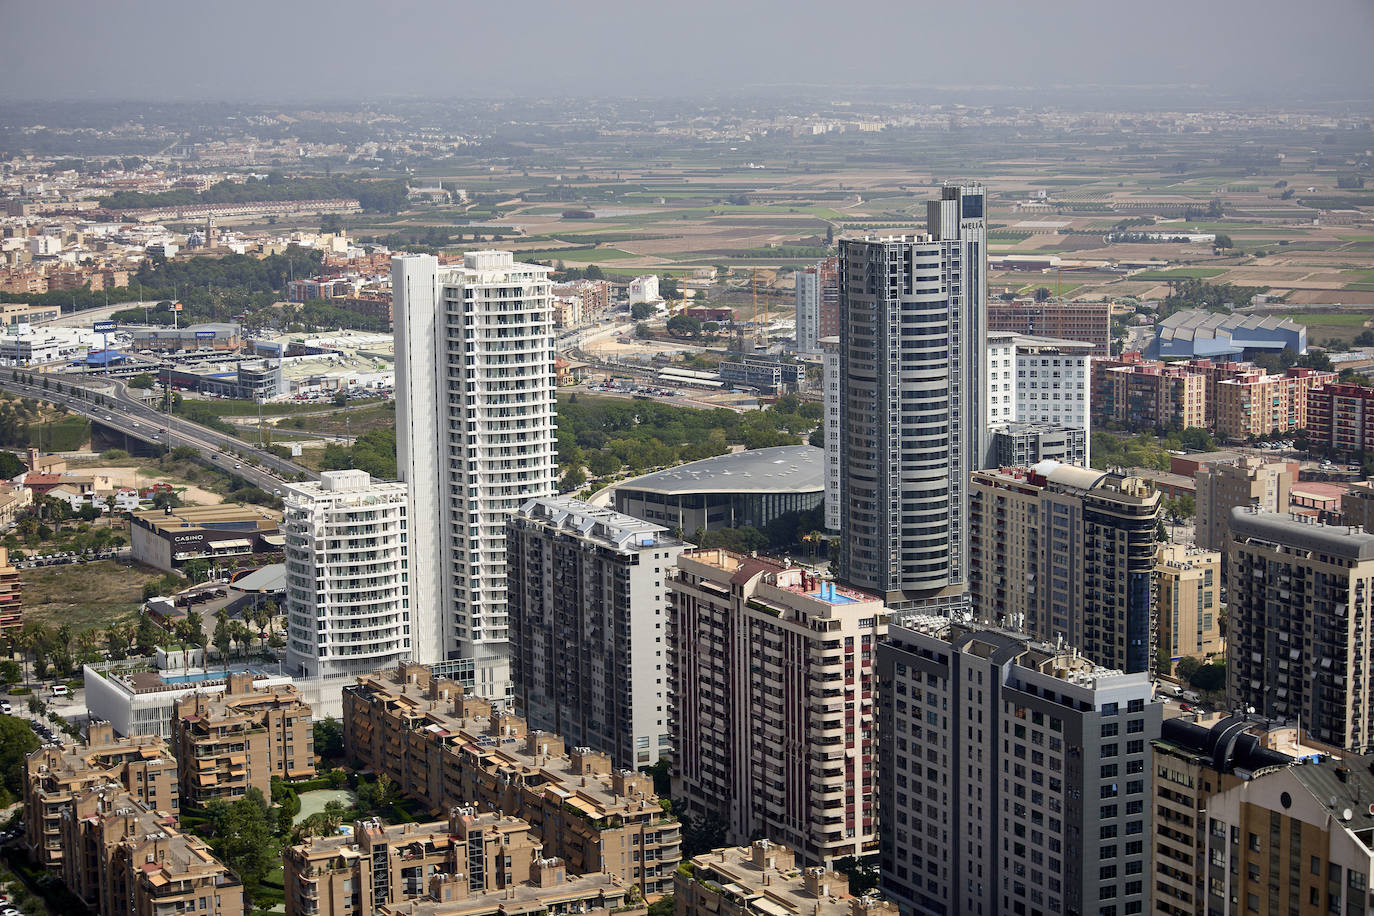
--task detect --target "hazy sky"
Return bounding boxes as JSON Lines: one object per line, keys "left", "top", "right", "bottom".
{"left": 3, "top": 0, "right": 1373, "bottom": 103}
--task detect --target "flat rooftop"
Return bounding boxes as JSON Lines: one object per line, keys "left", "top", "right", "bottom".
{"left": 132, "top": 503, "right": 280, "bottom": 533}
{"left": 614, "top": 445, "right": 823, "bottom": 496}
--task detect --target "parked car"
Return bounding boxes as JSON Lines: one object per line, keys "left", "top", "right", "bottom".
{"left": 51, "top": 684, "right": 69, "bottom": 698}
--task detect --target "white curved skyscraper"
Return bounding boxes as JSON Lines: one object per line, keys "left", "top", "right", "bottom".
{"left": 283, "top": 469, "right": 411, "bottom": 679}
{"left": 392, "top": 251, "right": 557, "bottom": 699}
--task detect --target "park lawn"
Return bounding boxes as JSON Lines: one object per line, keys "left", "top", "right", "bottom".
{"left": 1131, "top": 268, "right": 1228, "bottom": 281}
{"left": 20, "top": 559, "right": 165, "bottom": 633}
{"left": 1283, "top": 312, "right": 1373, "bottom": 327}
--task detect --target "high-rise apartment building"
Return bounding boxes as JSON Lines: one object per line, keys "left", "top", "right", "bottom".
{"left": 1203, "top": 754, "right": 1374, "bottom": 916}
{"left": 1195, "top": 457, "right": 1293, "bottom": 555}
{"left": 171, "top": 673, "right": 315, "bottom": 804}
{"left": 876, "top": 620, "right": 1161, "bottom": 916}
{"left": 392, "top": 251, "right": 556, "bottom": 698}
{"left": 1226, "top": 508, "right": 1374, "bottom": 752}
{"left": 668, "top": 548, "right": 889, "bottom": 864}
{"left": 837, "top": 184, "right": 986, "bottom": 609}
{"left": 283, "top": 469, "right": 411, "bottom": 679}
{"left": 23, "top": 723, "right": 178, "bottom": 869}
{"left": 506, "top": 496, "right": 682, "bottom": 769}
{"left": 821, "top": 336, "right": 841, "bottom": 532}
{"left": 795, "top": 257, "right": 839, "bottom": 354}
{"left": 1154, "top": 544, "right": 1223, "bottom": 667}
{"left": 969, "top": 461, "right": 1162, "bottom": 674}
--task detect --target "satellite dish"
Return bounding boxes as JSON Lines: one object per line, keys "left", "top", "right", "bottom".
{"left": 1343, "top": 808, "right": 1354, "bottom": 822}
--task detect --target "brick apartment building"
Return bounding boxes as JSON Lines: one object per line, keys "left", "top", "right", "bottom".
{"left": 987, "top": 299, "right": 1111, "bottom": 354}
{"left": 1306, "top": 382, "right": 1374, "bottom": 456}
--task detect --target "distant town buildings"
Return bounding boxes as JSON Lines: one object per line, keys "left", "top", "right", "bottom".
{"left": 392, "top": 252, "right": 556, "bottom": 699}
{"left": 1307, "top": 383, "right": 1374, "bottom": 457}
{"left": 877, "top": 620, "right": 1161, "bottom": 916}
{"left": 628, "top": 274, "right": 660, "bottom": 305}
{"left": 283, "top": 469, "right": 411, "bottom": 680}
{"left": 970, "top": 461, "right": 1162, "bottom": 673}
{"left": 669, "top": 549, "right": 888, "bottom": 865}
{"left": 506, "top": 497, "right": 682, "bottom": 769}
{"left": 837, "top": 185, "right": 987, "bottom": 610}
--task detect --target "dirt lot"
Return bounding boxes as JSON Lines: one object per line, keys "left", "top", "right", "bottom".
{"left": 20, "top": 559, "right": 165, "bottom": 633}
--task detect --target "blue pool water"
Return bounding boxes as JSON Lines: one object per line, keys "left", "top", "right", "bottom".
{"left": 161, "top": 667, "right": 264, "bottom": 685}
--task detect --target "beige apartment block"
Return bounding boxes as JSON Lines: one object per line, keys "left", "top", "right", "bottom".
{"left": 1195, "top": 456, "right": 1293, "bottom": 555}
{"left": 23, "top": 722, "right": 178, "bottom": 868}
{"left": 284, "top": 809, "right": 541, "bottom": 916}
{"left": 342, "top": 663, "right": 680, "bottom": 897}
{"left": 1204, "top": 755, "right": 1374, "bottom": 915}
{"left": 1154, "top": 544, "right": 1223, "bottom": 667}
{"left": 171, "top": 672, "right": 315, "bottom": 805}
{"left": 58, "top": 786, "right": 242, "bottom": 916}
{"left": 378, "top": 860, "right": 641, "bottom": 916}
{"left": 674, "top": 841, "right": 897, "bottom": 916}
{"left": 668, "top": 549, "right": 888, "bottom": 865}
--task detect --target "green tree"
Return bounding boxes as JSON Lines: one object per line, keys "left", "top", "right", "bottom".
{"left": 560, "top": 466, "right": 587, "bottom": 491}
{"left": 0, "top": 450, "right": 24, "bottom": 479}
{"left": 1213, "top": 234, "right": 1233, "bottom": 249}
{"left": 666, "top": 315, "right": 702, "bottom": 338}
{"left": 635, "top": 322, "right": 653, "bottom": 340}
{"left": 128, "top": 373, "right": 154, "bottom": 389}
{"left": 219, "top": 788, "right": 279, "bottom": 908}
{"left": 313, "top": 716, "right": 345, "bottom": 760}
{"left": 0, "top": 715, "right": 40, "bottom": 806}
{"left": 630, "top": 302, "right": 654, "bottom": 320}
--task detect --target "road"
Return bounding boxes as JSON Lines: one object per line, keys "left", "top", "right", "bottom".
{"left": 0, "top": 373, "right": 317, "bottom": 490}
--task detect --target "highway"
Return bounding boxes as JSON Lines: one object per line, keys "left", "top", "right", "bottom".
{"left": 0, "top": 373, "right": 317, "bottom": 491}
